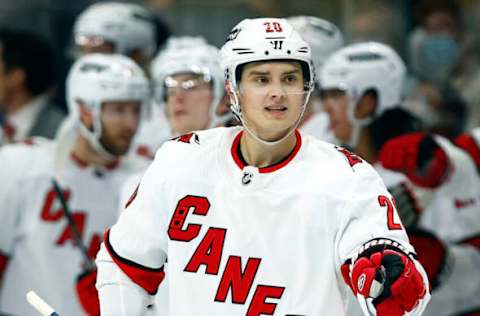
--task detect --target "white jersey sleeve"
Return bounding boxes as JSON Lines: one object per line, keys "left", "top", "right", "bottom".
{"left": 335, "top": 152, "right": 411, "bottom": 262}
{"left": 331, "top": 148, "right": 430, "bottom": 315}
{"left": 97, "top": 145, "right": 170, "bottom": 315}
{"left": 0, "top": 147, "right": 21, "bottom": 256}
{"left": 0, "top": 141, "right": 51, "bottom": 262}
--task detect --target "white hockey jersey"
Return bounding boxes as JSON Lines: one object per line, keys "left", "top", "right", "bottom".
{"left": 369, "top": 137, "right": 480, "bottom": 316}
{"left": 299, "top": 111, "right": 334, "bottom": 142}
{"left": 97, "top": 127, "right": 429, "bottom": 316}
{"left": 417, "top": 137, "right": 480, "bottom": 315}
{"left": 0, "top": 139, "right": 149, "bottom": 316}
{"left": 129, "top": 104, "right": 172, "bottom": 160}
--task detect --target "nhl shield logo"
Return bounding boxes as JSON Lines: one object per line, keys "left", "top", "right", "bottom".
{"left": 242, "top": 171, "right": 253, "bottom": 185}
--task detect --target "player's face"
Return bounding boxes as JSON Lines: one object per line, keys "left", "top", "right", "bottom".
{"left": 321, "top": 89, "right": 353, "bottom": 143}
{"left": 165, "top": 73, "right": 213, "bottom": 134}
{"left": 100, "top": 101, "right": 141, "bottom": 156}
{"left": 238, "top": 61, "right": 306, "bottom": 141}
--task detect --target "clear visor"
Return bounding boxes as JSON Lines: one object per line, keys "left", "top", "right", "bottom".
{"left": 68, "top": 34, "right": 116, "bottom": 59}
{"left": 238, "top": 82, "right": 310, "bottom": 98}
{"left": 164, "top": 75, "right": 212, "bottom": 97}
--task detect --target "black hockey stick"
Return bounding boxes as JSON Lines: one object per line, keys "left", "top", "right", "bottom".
{"left": 51, "top": 179, "right": 96, "bottom": 271}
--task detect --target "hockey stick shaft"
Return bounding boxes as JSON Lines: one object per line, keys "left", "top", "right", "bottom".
{"left": 26, "top": 291, "right": 60, "bottom": 316}
{"left": 51, "top": 179, "right": 96, "bottom": 270}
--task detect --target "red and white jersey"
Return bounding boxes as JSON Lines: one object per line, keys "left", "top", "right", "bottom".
{"left": 97, "top": 127, "right": 427, "bottom": 315}
{"left": 419, "top": 136, "right": 480, "bottom": 241}
{"left": 371, "top": 137, "right": 480, "bottom": 316}
{"left": 299, "top": 111, "right": 334, "bottom": 142}
{"left": 0, "top": 139, "right": 149, "bottom": 316}
{"left": 129, "top": 104, "right": 172, "bottom": 160}
{"left": 418, "top": 136, "right": 480, "bottom": 315}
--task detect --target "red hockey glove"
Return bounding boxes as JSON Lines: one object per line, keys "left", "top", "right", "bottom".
{"left": 342, "top": 245, "right": 426, "bottom": 316}
{"left": 76, "top": 268, "right": 100, "bottom": 316}
{"left": 379, "top": 132, "right": 449, "bottom": 188}
{"left": 455, "top": 133, "right": 480, "bottom": 171}
{"left": 407, "top": 228, "right": 451, "bottom": 291}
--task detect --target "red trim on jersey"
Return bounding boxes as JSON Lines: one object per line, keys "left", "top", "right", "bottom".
{"left": 0, "top": 250, "right": 9, "bottom": 280}
{"left": 104, "top": 229, "right": 165, "bottom": 295}
{"left": 70, "top": 153, "right": 119, "bottom": 170}
{"left": 70, "top": 153, "right": 88, "bottom": 168}
{"left": 455, "top": 133, "right": 480, "bottom": 169}
{"left": 230, "top": 129, "right": 302, "bottom": 173}
{"left": 457, "top": 234, "right": 480, "bottom": 251}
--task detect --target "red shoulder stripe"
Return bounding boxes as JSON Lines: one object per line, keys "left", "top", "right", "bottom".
{"left": 456, "top": 133, "right": 480, "bottom": 169}
{"left": 457, "top": 234, "right": 480, "bottom": 251}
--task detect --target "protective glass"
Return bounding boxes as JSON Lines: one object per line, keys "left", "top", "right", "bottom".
{"left": 164, "top": 75, "right": 212, "bottom": 98}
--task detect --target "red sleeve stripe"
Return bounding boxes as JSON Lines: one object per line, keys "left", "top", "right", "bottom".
{"left": 455, "top": 133, "right": 480, "bottom": 169}
{"left": 104, "top": 229, "right": 165, "bottom": 295}
{"left": 456, "top": 234, "right": 480, "bottom": 251}
{"left": 0, "top": 250, "right": 9, "bottom": 280}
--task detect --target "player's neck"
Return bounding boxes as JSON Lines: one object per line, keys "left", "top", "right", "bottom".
{"left": 240, "top": 129, "right": 297, "bottom": 168}
{"left": 355, "top": 127, "right": 377, "bottom": 163}
{"left": 71, "top": 135, "right": 118, "bottom": 168}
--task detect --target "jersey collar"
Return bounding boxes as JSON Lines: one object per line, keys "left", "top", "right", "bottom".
{"left": 230, "top": 129, "right": 302, "bottom": 174}
{"left": 70, "top": 152, "right": 120, "bottom": 170}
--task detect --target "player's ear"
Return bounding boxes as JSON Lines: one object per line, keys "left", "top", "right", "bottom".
{"left": 77, "top": 100, "right": 94, "bottom": 130}
{"left": 355, "top": 89, "right": 378, "bottom": 119}
{"left": 225, "top": 81, "right": 237, "bottom": 104}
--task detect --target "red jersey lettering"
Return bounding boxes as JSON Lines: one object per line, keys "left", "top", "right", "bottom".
{"left": 215, "top": 256, "right": 261, "bottom": 304}
{"left": 184, "top": 228, "right": 226, "bottom": 275}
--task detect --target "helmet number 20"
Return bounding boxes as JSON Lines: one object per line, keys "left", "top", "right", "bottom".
{"left": 264, "top": 22, "right": 283, "bottom": 33}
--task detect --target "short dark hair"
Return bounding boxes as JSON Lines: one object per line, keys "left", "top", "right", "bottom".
{"left": 0, "top": 29, "right": 55, "bottom": 95}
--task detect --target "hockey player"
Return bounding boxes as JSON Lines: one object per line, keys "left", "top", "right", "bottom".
{"left": 72, "top": 2, "right": 170, "bottom": 68}
{"left": 130, "top": 36, "right": 226, "bottom": 160}
{"left": 118, "top": 37, "right": 226, "bottom": 314}
{"left": 320, "top": 42, "right": 480, "bottom": 315}
{"left": 287, "top": 15, "right": 344, "bottom": 141}
{"left": 0, "top": 54, "right": 150, "bottom": 315}
{"left": 96, "top": 18, "right": 429, "bottom": 315}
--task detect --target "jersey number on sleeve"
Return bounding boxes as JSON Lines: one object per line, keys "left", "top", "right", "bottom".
{"left": 378, "top": 195, "right": 403, "bottom": 230}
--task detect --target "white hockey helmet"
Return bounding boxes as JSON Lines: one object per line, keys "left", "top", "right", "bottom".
{"left": 221, "top": 18, "right": 315, "bottom": 125}
{"left": 66, "top": 53, "right": 150, "bottom": 159}
{"left": 287, "top": 15, "right": 344, "bottom": 78}
{"left": 150, "top": 36, "right": 224, "bottom": 127}
{"left": 73, "top": 2, "right": 157, "bottom": 60}
{"left": 321, "top": 41, "right": 406, "bottom": 120}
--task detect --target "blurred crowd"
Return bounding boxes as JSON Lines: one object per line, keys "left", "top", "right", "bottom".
{"left": 0, "top": 0, "right": 479, "bottom": 315}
